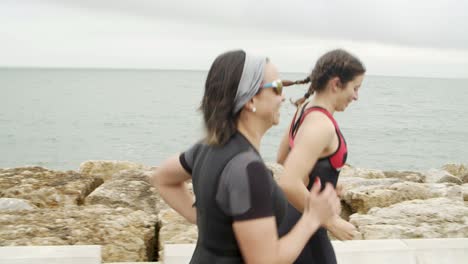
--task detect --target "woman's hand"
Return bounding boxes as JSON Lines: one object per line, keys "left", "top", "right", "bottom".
{"left": 325, "top": 216, "right": 356, "bottom": 240}
{"left": 303, "top": 178, "right": 339, "bottom": 228}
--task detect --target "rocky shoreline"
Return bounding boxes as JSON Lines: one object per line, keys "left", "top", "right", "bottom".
{"left": 1, "top": 161, "right": 467, "bottom": 262}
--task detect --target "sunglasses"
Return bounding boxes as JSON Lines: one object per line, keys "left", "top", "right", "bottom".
{"left": 260, "top": 79, "right": 283, "bottom": 95}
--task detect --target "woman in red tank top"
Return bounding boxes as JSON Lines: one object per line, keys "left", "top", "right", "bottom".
{"left": 277, "top": 49, "right": 366, "bottom": 264}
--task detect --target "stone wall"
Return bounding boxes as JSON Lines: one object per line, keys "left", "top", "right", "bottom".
{"left": 1, "top": 161, "right": 467, "bottom": 263}
{"left": 339, "top": 164, "right": 468, "bottom": 239}
{"left": 0, "top": 161, "right": 161, "bottom": 262}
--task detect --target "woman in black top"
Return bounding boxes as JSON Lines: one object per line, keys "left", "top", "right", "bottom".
{"left": 277, "top": 49, "right": 366, "bottom": 264}
{"left": 152, "top": 50, "right": 340, "bottom": 263}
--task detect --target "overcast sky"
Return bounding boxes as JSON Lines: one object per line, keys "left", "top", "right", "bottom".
{"left": 1, "top": 0, "right": 467, "bottom": 78}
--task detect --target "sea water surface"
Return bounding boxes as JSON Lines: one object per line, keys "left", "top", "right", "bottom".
{"left": 1, "top": 68, "right": 467, "bottom": 171}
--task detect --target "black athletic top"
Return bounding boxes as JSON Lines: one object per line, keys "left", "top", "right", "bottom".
{"left": 180, "top": 132, "right": 288, "bottom": 263}
{"left": 278, "top": 102, "right": 347, "bottom": 264}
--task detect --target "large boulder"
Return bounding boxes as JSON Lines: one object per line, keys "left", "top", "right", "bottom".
{"left": 423, "top": 169, "right": 461, "bottom": 184}
{"left": 338, "top": 177, "right": 401, "bottom": 190}
{"left": 441, "top": 163, "right": 467, "bottom": 178}
{"left": 342, "top": 181, "right": 462, "bottom": 214}
{"left": 85, "top": 178, "right": 161, "bottom": 216}
{"left": 341, "top": 166, "right": 426, "bottom": 183}
{"left": 79, "top": 161, "right": 148, "bottom": 182}
{"left": 382, "top": 171, "right": 426, "bottom": 183}
{"left": 339, "top": 166, "right": 386, "bottom": 179}
{"left": 438, "top": 175, "right": 463, "bottom": 185}
{"left": 0, "top": 205, "right": 158, "bottom": 262}
{"left": 350, "top": 198, "right": 468, "bottom": 239}
{"left": 0, "top": 167, "right": 102, "bottom": 208}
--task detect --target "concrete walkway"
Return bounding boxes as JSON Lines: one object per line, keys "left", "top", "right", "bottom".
{"left": 163, "top": 238, "right": 468, "bottom": 264}
{"left": 1, "top": 238, "right": 467, "bottom": 263}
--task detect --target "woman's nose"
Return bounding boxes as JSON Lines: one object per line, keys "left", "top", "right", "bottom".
{"left": 353, "top": 91, "right": 359, "bottom": 101}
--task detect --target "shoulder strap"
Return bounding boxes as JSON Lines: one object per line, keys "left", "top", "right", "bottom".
{"left": 288, "top": 102, "right": 308, "bottom": 148}
{"left": 288, "top": 105, "right": 338, "bottom": 148}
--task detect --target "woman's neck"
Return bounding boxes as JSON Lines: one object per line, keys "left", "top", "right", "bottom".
{"left": 236, "top": 118, "right": 266, "bottom": 152}
{"left": 309, "top": 93, "right": 335, "bottom": 114}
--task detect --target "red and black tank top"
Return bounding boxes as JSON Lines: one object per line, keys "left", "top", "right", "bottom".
{"left": 288, "top": 102, "right": 347, "bottom": 189}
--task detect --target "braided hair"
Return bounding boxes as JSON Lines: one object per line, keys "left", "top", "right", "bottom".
{"left": 292, "top": 49, "right": 366, "bottom": 108}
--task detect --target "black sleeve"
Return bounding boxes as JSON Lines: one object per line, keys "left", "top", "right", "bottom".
{"left": 234, "top": 161, "right": 274, "bottom": 221}
{"left": 216, "top": 152, "right": 274, "bottom": 221}
{"left": 179, "top": 142, "right": 201, "bottom": 174}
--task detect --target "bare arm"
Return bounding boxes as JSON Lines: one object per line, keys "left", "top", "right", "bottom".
{"left": 326, "top": 183, "right": 357, "bottom": 240}
{"left": 279, "top": 115, "right": 357, "bottom": 240}
{"left": 150, "top": 154, "right": 196, "bottom": 224}
{"left": 233, "top": 181, "right": 338, "bottom": 264}
{"left": 278, "top": 112, "right": 335, "bottom": 212}
{"left": 276, "top": 127, "right": 290, "bottom": 165}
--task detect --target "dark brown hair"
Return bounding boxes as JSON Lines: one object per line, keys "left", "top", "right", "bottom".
{"left": 293, "top": 49, "right": 366, "bottom": 107}
{"left": 200, "top": 50, "right": 246, "bottom": 145}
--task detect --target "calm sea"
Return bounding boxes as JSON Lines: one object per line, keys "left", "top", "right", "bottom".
{"left": 1, "top": 68, "right": 467, "bottom": 171}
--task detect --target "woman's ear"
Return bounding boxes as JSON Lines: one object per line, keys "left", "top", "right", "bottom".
{"left": 330, "top": 77, "right": 342, "bottom": 92}
{"left": 243, "top": 97, "right": 256, "bottom": 113}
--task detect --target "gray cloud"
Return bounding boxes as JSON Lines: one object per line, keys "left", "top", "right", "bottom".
{"left": 44, "top": 0, "right": 468, "bottom": 50}
{"left": 2, "top": 0, "right": 467, "bottom": 78}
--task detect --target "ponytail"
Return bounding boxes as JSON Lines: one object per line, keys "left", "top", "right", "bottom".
{"left": 291, "top": 76, "right": 313, "bottom": 108}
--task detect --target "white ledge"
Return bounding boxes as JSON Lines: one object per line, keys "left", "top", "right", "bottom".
{"left": 163, "top": 238, "right": 468, "bottom": 264}
{"left": 0, "top": 245, "right": 101, "bottom": 264}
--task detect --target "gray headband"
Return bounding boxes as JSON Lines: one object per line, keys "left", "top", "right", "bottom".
{"left": 232, "top": 52, "right": 266, "bottom": 114}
